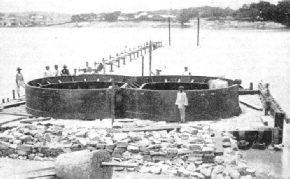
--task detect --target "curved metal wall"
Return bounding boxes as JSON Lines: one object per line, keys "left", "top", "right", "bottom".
{"left": 26, "top": 75, "right": 241, "bottom": 121}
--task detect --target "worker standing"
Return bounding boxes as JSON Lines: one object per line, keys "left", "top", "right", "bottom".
{"left": 44, "top": 66, "right": 52, "bottom": 78}
{"left": 61, "top": 65, "right": 70, "bottom": 76}
{"left": 16, "top": 67, "right": 25, "bottom": 98}
{"left": 175, "top": 86, "right": 188, "bottom": 123}
{"left": 53, "top": 65, "right": 60, "bottom": 76}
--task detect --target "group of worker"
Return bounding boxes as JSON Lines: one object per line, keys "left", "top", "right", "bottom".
{"left": 44, "top": 64, "right": 70, "bottom": 78}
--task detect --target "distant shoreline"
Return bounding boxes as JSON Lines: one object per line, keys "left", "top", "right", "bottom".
{"left": 0, "top": 20, "right": 287, "bottom": 30}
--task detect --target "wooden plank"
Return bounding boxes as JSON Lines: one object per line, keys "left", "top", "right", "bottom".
{"left": 0, "top": 112, "right": 32, "bottom": 117}
{"left": 239, "top": 99, "right": 263, "bottom": 111}
{"left": 115, "top": 119, "right": 135, "bottom": 122}
{"left": 120, "top": 124, "right": 181, "bottom": 132}
{"left": 23, "top": 169, "right": 56, "bottom": 179}
{"left": 0, "top": 117, "right": 26, "bottom": 126}
{"left": 20, "top": 117, "right": 51, "bottom": 124}
{"left": 238, "top": 89, "right": 260, "bottom": 95}
{"left": 2, "top": 101, "right": 26, "bottom": 109}
{"left": 101, "top": 162, "right": 138, "bottom": 167}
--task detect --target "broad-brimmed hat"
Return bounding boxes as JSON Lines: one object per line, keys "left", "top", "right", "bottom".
{"left": 16, "top": 67, "right": 22, "bottom": 71}
{"left": 179, "top": 86, "right": 184, "bottom": 89}
{"left": 63, "top": 65, "right": 67, "bottom": 68}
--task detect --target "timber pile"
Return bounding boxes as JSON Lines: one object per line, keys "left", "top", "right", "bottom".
{"left": 258, "top": 83, "right": 289, "bottom": 124}
{"left": 0, "top": 118, "right": 269, "bottom": 178}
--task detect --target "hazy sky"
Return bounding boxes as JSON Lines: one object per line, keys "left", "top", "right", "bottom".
{"left": 0, "top": 0, "right": 280, "bottom": 14}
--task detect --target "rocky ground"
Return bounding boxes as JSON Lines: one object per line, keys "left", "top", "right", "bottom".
{"left": 0, "top": 96, "right": 284, "bottom": 178}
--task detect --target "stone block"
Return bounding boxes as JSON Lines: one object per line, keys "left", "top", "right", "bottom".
{"left": 139, "top": 166, "right": 150, "bottom": 173}
{"left": 127, "top": 145, "right": 139, "bottom": 153}
{"left": 75, "top": 130, "right": 88, "bottom": 138}
{"left": 9, "top": 154, "right": 19, "bottom": 159}
{"left": 96, "top": 144, "right": 106, "bottom": 149}
{"left": 113, "top": 133, "right": 128, "bottom": 141}
{"left": 172, "top": 157, "right": 184, "bottom": 165}
{"left": 17, "top": 144, "right": 32, "bottom": 152}
{"left": 187, "top": 144, "right": 203, "bottom": 151}
{"left": 87, "top": 141, "right": 98, "bottom": 147}
{"left": 86, "top": 131, "right": 100, "bottom": 141}
{"left": 143, "top": 155, "right": 152, "bottom": 162}
{"left": 122, "top": 151, "right": 131, "bottom": 160}
{"left": 112, "top": 122, "right": 123, "bottom": 128}
{"left": 105, "top": 144, "right": 116, "bottom": 150}
{"left": 0, "top": 141, "right": 10, "bottom": 150}
{"left": 113, "top": 147, "right": 127, "bottom": 155}
{"left": 116, "top": 141, "right": 128, "bottom": 148}
{"left": 186, "top": 164, "right": 196, "bottom": 172}
{"left": 149, "top": 166, "right": 161, "bottom": 174}
{"left": 17, "top": 150, "right": 28, "bottom": 156}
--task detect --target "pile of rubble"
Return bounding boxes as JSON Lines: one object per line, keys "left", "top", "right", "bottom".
{"left": 0, "top": 118, "right": 273, "bottom": 178}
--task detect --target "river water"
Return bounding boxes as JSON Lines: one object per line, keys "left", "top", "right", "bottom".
{"left": 0, "top": 25, "right": 290, "bottom": 177}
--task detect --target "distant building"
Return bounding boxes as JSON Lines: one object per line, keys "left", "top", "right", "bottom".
{"left": 30, "top": 15, "right": 46, "bottom": 25}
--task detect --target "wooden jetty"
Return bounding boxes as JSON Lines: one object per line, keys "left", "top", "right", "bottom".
{"left": 78, "top": 41, "right": 162, "bottom": 74}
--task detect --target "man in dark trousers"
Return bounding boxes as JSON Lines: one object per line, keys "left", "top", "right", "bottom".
{"left": 61, "top": 65, "right": 70, "bottom": 76}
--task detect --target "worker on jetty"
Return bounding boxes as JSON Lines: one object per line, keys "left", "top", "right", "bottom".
{"left": 61, "top": 65, "right": 70, "bottom": 76}
{"left": 53, "top": 65, "right": 60, "bottom": 76}
{"left": 16, "top": 67, "right": 25, "bottom": 98}
{"left": 182, "top": 67, "right": 191, "bottom": 76}
{"left": 263, "top": 83, "right": 271, "bottom": 115}
{"left": 175, "top": 86, "right": 188, "bottom": 123}
{"left": 44, "top": 66, "right": 52, "bottom": 78}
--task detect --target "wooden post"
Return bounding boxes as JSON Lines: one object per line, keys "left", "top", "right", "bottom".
{"left": 111, "top": 79, "right": 115, "bottom": 126}
{"left": 137, "top": 49, "right": 139, "bottom": 58}
{"left": 109, "top": 56, "right": 113, "bottom": 72}
{"left": 2, "top": 99, "right": 5, "bottom": 103}
{"left": 102, "top": 58, "right": 106, "bottom": 74}
{"left": 149, "top": 41, "right": 152, "bottom": 76}
{"left": 140, "top": 45, "right": 143, "bottom": 56}
{"left": 142, "top": 55, "right": 144, "bottom": 76}
{"left": 12, "top": 90, "right": 15, "bottom": 100}
{"left": 7, "top": 98, "right": 9, "bottom": 102}
{"left": 169, "top": 17, "right": 171, "bottom": 46}
{"left": 197, "top": 16, "right": 200, "bottom": 46}
{"left": 129, "top": 54, "right": 132, "bottom": 62}
{"left": 123, "top": 57, "right": 126, "bottom": 65}
{"left": 74, "top": 69, "right": 77, "bottom": 75}
{"left": 86, "top": 62, "right": 89, "bottom": 68}
{"left": 249, "top": 82, "right": 253, "bottom": 90}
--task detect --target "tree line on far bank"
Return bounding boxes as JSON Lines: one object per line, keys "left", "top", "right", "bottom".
{"left": 177, "top": 1, "right": 290, "bottom": 27}
{"left": 69, "top": 1, "right": 290, "bottom": 27}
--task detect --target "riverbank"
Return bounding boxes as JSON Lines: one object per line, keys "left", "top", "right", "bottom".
{"left": 0, "top": 20, "right": 287, "bottom": 30}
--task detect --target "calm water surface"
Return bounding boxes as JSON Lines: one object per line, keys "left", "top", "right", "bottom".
{"left": 0, "top": 26, "right": 289, "bottom": 177}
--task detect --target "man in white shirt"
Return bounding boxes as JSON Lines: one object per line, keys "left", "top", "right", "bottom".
{"left": 44, "top": 66, "right": 52, "bottom": 78}
{"left": 16, "top": 67, "right": 25, "bottom": 97}
{"left": 53, "top": 65, "right": 60, "bottom": 76}
{"left": 182, "top": 66, "right": 191, "bottom": 76}
{"left": 175, "top": 86, "right": 188, "bottom": 123}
